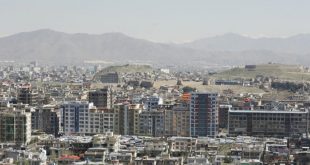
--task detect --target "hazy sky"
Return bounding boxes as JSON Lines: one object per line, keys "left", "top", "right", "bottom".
{"left": 1, "top": 0, "right": 310, "bottom": 42}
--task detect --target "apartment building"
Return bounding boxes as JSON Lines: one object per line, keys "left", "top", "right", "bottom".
{"left": 61, "top": 101, "right": 91, "bottom": 135}
{"left": 218, "top": 105, "right": 232, "bottom": 129}
{"left": 61, "top": 101, "right": 121, "bottom": 135}
{"left": 139, "top": 110, "right": 165, "bottom": 137}
{"left": 165, "top": 104, "right": 190, "bottom": 137}
{"left": 228, "top": 109, "right": 309, "bottom": 137}
{"left": 31, "top": 105, "right": 59, "bottom": 136}
{"left": 89, "top": 108, "right": 116, "bottom": 134}
{"left": 114, "top": 103, "right": 142, "bottom": 135}
{"left": 190, "top": 92, "right": 219, "bottom": 137}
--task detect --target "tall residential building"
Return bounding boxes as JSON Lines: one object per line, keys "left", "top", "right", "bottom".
{"left": 218, "top": 105, "right": 232, "bottom": 129}
{"left": 228, "top": 109, "right": 309, "bottom": 137}
{"left": 89, "top": 108, "right": 116, "bottom": 134}
{"left": 17, "top": 84, "right": 38, "bottom": 106}
{"left": 61, "top": 101, "right": 118, "bottom": 135}
{"left": 164, "top": 109, "right": 174, "bottom": 136}
{"left": 114, "top": 103, "right": 142, "bottom": 135}
{"left": 61, "top": 101, "right": 93, "bottom": 135}
{"left": 0, "top": 109, "right": 31, "bottom": 145}
{"left": 190, "top": 92, "right": 219, "bottom": 137}
{"left": 139, "top": 110, "right": 165, "bottom": 137}
{"left": 31, "top": 105, "right": 59, "bottom": 137}
{"left": 165, "top": 104, "right": 191, "bottom": 137}
{"left": 88, "top": 87, "right": 113, "bottom": 109}
{"left": 127, "top": 104, "right": 142, "bottom": 135}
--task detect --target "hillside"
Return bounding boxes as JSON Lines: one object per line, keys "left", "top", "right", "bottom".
{"left": 1, "top": 29, "right": 310, "bottom": 65}
{"left": 92, "top": 64, "right": 154, "bottom": 81}
{"left": 154, "top": 80, "right": 265, "bottom": 94}
{"left": 212, "top": 64, "right": 310, "bottom": 81}
{"left": 183, "top": 33, "right": 310, "bottom": 54}
{"left": 0, "top": 29, "right": 208, "bottom": 65}
{"left": 98, "top": 64, "right": 153, "bottom": 73}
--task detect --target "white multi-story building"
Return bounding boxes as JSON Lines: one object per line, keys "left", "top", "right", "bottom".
{"left": 61, "top": 101, "right": 116, "bottom": 135}
{"left": 61, "top": 101, "right": 91, "bottom": 135}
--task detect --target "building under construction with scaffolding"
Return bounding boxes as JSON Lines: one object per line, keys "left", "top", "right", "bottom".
{"left": 0, "top": 109, "right": 31, "bottom": 146}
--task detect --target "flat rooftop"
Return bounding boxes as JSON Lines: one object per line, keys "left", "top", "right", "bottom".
{"left": 229, "top": 109, "right": 308, "bottom": 114}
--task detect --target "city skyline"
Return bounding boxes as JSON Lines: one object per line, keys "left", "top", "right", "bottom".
{"left": 1, "top": 1, "right": 310, "bottom": 164}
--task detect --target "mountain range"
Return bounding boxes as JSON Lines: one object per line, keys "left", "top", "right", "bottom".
{"left": 0, "top": 29, "right": 309, "bottom": 66}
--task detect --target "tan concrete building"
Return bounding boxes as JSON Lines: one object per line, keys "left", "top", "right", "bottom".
{"left": 165, "top": 104, "right": 190, "bottom": 137}
{"left": 114, "top": 103, "right": 142, "bottom": 135}
{"left": 139, "top": 110, "right": 165, "bottom": 137}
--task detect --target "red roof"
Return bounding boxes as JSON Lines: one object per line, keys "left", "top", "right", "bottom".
{"left": 59, "top": 155, "right": 80, "bottom": 161}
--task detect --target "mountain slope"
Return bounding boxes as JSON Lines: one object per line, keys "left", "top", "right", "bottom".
{"left": 212, "top": 63, "right": 310, "bottom": 81}
{"left": 0, "top": 29, "right": 211, "bottom": 65}
{"left": 0, "top": 29, "right": 309, "bottom": 66}
{"left": 184, "top": 33, "right": 310, "bottom": 54}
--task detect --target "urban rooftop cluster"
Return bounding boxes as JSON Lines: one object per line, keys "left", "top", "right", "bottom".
{"left": 0, "top": 62, "right": 310, "bottom": 164}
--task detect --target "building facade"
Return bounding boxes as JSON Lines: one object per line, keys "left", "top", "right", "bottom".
{"left": 114, "top": 103, "right": 142, "bottom": 135}
{"left": 228, "top": 109, "right": 309, "bottom": 137}
{"left": 218, "top": 105, "right": 231, "bottom": 129}
{"left": 0, "top": 110, "right": 31, "bottom": 145}
{"left": 17, "top": 84, "right": 38, "bottom": 106}
{"left": 88, "top": 87, "right": 113, "bottom": 109}
{"left": 165, "top": 104, "right": 190, "bottom": 137}
{"left": 139, "top": 110, "right": 165, "bottom": 137}
{"left": 31, "top": 106, "right": 59, "bottom": 136}
{"left": 190, "top": 92, "right": 219, "bottom": 137}
{"left": 61, "top": 101, "right": 91, "bottom": 135}
{"left": 61, "top": 101, "right": 120, "bottom": 135}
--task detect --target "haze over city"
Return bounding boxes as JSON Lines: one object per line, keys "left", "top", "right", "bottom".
{"left": 1, "top": 0, "right": 310, "bottom": 42}
{"left": 1, "top": 1, "right": 310, "bottom": 165}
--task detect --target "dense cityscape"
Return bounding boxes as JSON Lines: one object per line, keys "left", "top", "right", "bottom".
{"left": 0, "top": 62, "right": 309, "bottom": 164}
{"left": 2, "top": 1, "right": 310, "bottom": 165}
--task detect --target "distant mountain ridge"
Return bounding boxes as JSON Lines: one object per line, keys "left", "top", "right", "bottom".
{"left": 183, "top": 33, "right": 310, "bottom": 54}
{"left": 0, "top": 29, "right": 309, "bottom": 66}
